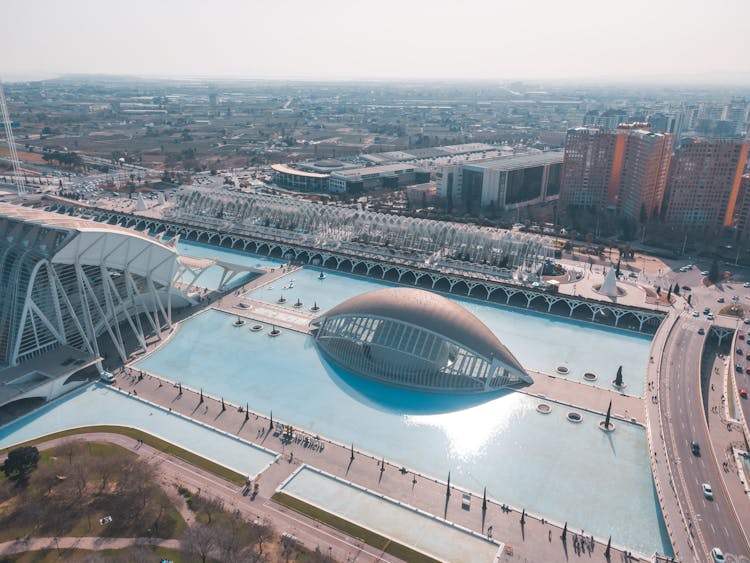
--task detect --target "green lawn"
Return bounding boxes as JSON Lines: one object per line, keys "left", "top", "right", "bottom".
{"left": 0, "top": 425, "right": 247, "bottom": 486}
{"left": 0, "top": 441, "right": 187, "bottom": 542}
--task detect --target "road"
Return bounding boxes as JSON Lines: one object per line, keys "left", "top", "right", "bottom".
{"left": 660, "top": 314, "right": 750, "bottom": 561}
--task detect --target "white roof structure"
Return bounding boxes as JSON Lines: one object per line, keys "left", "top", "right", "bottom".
{"left": 320, "top": 287, "right": 524, "bottom": 370}
{"left": 0, "top": 203, "right": 185, "bottom": 372}
{"left": 312, "top": 288, "right": 530, "bottom": 393}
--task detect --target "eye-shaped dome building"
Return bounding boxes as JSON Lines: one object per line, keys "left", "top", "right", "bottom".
{"left": 310, "top": 287, "right": 531, "bottom": 393}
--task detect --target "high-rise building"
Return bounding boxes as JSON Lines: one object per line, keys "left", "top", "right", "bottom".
{"left": 735, "top": 174, "right": 750, "bottom": 241}
{"left": 617, "top": 129, "right": 674, "bottom": 221}
{"left": 721, "top": 98, "right": 749, "bottom": 136}
{"left": 663, "top": 138, "right": 749, "bottom": 235}
{"left": 559, "top": 127, "right": 621, "bottom": 210}
{"left": 559, "top": 126, "right": 672, "bottom": 222}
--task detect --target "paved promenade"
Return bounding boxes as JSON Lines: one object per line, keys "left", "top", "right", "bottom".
{"left": 116, "top": 369, "right": 639, "bottom": 562}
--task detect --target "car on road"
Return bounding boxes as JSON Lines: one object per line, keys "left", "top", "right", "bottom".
{"left": 736, "top": 363, "right": 744, "bottom": 372}
{"left": 702, "top": 483, "right": 714, "bottom": 500}
{"left": 711, "top": 547, "right": 726, "bottom": 562}
{"left": 698, "top": 328, "right": 705, "bottom": 335}
{"left": 745, "top": 318, "right": 750, "bottom": 325}
{"left": 691, "top": 441, "right": 701, "bottom": 455}
{"left": 692, "top": 311, "right": 700, "bottom": 317}
{"left": 740, "top": 388, "right": 748, "bottom": 399}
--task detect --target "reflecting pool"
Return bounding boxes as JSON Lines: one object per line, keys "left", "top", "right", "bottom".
{"left": 245, "top": 267, "right": 651, "bottom": 396}
{"left": 134, "top": 308, "right": 670, "bottom": 556}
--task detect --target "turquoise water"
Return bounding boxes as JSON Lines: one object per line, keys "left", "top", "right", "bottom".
{"left": 0, "top": 384, "right": 277, "bottom": 478}
{"left": 134, "top": 308, "right": 671, "bottom": 556}
{"left": 246, "top": 267, "right": 651, "bottom": 397}
{"left": 282, "top": 467, "right": 502, "bottom": 563}
{"left": 175, "top": 240, "right": 285, "bottom": 291}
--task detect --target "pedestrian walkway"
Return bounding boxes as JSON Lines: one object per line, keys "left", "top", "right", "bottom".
{"left": 114, "top": 367, "right": 637, "bottom": 562}
{"left": 0, "top": 535, "right": 180, "bottom": 557}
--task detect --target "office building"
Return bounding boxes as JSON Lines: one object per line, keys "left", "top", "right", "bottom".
{"left": 435, "top": 152, "right": 563, "bottom": 213}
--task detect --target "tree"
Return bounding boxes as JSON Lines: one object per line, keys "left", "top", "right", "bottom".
{"left": 667, "top": 286, "right": 672, "bottom": 302}
{"left": 673, "top": 283, "right": 680, "bottom": 296}
{"left": 181, "top": 523, "right": 216, "bottom": 563}
{"left": 615, "top": 258, "right": 621, "bottom": 278}
{"left": 1, "top": 446, "right": 40, "bottom": 482}
{"left": 709, "top": 258, "right": 720, "bottom": 284}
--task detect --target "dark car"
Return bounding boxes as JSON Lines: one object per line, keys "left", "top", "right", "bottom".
{"left": 691, "top": 441, "right": 701, "bottom": 456}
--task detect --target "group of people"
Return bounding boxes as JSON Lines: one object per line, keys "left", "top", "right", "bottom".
{"left": 571, "top": 532, "right": 595, "bottom": 556}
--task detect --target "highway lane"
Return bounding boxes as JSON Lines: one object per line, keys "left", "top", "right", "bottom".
{"left": 661, "top": 315, "right": 749, "bottom": 560}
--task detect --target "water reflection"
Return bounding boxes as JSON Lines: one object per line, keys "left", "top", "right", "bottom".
{"left": 315, "top": 346, "right": 513, "bottom": 415}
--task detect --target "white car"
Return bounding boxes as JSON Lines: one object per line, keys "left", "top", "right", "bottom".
{"left": 692, "top": 311, "right": 700, "bottom": 317}
{"left": 744, "top": 282, "right": 750, "bottom": 288}
{"left": 702, "top": 483, "right": 714, "bottom": 500}
{"left": 707, "top": 314, "right": 715, "bottom": 320}
{"left": 701, "top": 270, "right": 710, "bottom": 275}
{"left": 99, "top": 371, "right": 115, "bottom": 384}
{"left": 711, "top": 547, "right": 725, "bottom": 562}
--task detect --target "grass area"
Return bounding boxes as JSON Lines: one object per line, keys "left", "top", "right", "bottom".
{"left": 2, "top": 547, "right": 202, "bottom": 562}
{"left": 720, "top": 304, "right": 745, "bottom": 317}
{"left": 272, "top": 491, "right": 440, "bottom": 563}
{"left": 0, "top": 441, "right": 187, "bottom": 543}
{"left": 0, "top": 425, "right": 247, "bottom": 486}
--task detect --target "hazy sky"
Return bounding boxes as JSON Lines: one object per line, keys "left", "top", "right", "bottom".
{"left": 3, "top": 0, "right": 749, "bottom": 83}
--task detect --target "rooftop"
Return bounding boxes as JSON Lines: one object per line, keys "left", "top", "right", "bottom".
{"left": 463, "top": 152, "right": 564, "bottom": 172}
{"left": 271, "top": 164, "right": 330, "bottom": 179}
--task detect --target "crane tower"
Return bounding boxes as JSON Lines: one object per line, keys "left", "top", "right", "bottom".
{"left": 0, "top": 80, "right": 26, "bottom": 196}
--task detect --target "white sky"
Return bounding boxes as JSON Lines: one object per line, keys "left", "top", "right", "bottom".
{"left": 2, "top": 0, "right": 749, "bottom": 83}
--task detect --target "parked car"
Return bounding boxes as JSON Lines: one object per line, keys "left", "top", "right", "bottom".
{"left": 99, "top": 371, "right": 115, "bottom": 384}
{"left": 717, "top": 297, "right": 725, "bottom": 303}
{"left": 701, "top": 270, "right": 710, "bottom": 275}
{"left": 692, "top": 311, "right": 700, "bottom": 317}
{"left": 698, "top": 328, "right": 705, "bottom": 335}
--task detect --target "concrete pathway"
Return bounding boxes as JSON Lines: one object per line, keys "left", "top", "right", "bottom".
{"left": 114, "top": 367, "right": 640, "bottom": 563}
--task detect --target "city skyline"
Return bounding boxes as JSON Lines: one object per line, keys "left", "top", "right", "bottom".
{"left": 3, "top": 0, "right": 750, "bottom": 84}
